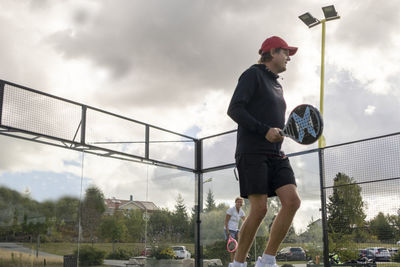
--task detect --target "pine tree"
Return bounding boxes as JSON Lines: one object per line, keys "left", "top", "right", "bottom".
{"left": 204, "top": 189, "right": 216, "bottom": 212}
{"left": 174, "top": 194, "right": 188, "bottom": 219}
{"left": 327, "top": 172, "right": 366, "bottom": 234}
{"left": 172, "top": 194, "right": 189, "bottom": 241}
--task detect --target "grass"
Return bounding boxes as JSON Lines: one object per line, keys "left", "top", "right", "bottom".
{"left": 16, "top": 242, "right": 400, "bottom": 267}
{"left": 376, "top": 263, "right": 400, "bottom": 267}
{"left": 23, "top": 242, "right": 195, "bottom": 257}
{"left": 0, "top": 248, "right": 63, "bottom": 267}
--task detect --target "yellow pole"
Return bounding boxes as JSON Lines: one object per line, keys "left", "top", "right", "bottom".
{"left": 319, "top": 19, "right": 326, "bottom": 148}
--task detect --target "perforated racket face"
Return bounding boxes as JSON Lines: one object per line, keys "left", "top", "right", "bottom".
{"left": 283, "top": 104, "right": 323, "bottom": 145}
{"left": 226, "top": 236, "right": 238, "bottom": 252}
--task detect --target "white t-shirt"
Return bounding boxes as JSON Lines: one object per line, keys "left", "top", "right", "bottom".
{"left": 225, "top": 206, "right": 245, "bottom": 231}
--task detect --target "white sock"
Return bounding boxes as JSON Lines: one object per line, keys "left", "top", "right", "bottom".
{"left": 261, "top": 254, "right": 276, "bottom": 264}
{"left": 233, "top": 260, "right": 247, "bottom": 267}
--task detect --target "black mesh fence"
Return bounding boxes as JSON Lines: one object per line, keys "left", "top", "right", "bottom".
{"left": 322, "top": 134, "right": 400, "bottom": 264}
{"left": 1, "top": 79, "right": 400, "bottom": 266}
{"left": 2, "top": 83, "right": 82, "bottom": 141}
{"left": 0, "top": 80, "right": 195, "bottom": 170}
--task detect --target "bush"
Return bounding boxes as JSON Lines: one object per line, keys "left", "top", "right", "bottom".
{"left": 74, "top": 245, "right": 106, "bottom": 266}
{"left": 203, "top": 240, "right": 230, "bottom": 265}
{"left": 107, "top": 248, "right": 132, "bottom": 260}
{"left": 153, "top": 246, "right": 176, "bottom": 260}
{"left": 247, "top": 236, "right": 267, "bottom": 261}
{"left": 337, "top": 249, "right": 358, "bottom": 263}
{"left": 393, "top": 251, "right": 400, "bottom": 262}
{"left": 304, "top": 246, "right": 323, "bottom": 261}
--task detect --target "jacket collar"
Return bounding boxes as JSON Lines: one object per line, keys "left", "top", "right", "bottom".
{"left": 254, "top": 64, "right": 279, "bottom": 80}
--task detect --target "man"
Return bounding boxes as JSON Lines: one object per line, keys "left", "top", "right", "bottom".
{"left": 224, "top": 197, "right": 246, "bottom": 262}
{"left": 227, "top": 36, "right": 301, "bottom": 267}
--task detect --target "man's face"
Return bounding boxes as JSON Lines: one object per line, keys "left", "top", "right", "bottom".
{"left": 271, "top": 48, "right": 291, "bottom": 73}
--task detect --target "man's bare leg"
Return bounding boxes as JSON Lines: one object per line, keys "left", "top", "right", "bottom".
{"left": 264, "top": 184, "right": 301, "bottom": 255}
{"left": 234, "top": 194, "right": 268, "bottom": 263}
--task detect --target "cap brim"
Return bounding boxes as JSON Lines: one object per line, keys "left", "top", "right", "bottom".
{"left": 287, "top": 46, "right": 298, "bottom": 56}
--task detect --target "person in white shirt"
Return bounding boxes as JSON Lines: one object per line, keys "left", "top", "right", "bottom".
{"left": 225, "top": 197, "right": 246, "bottom": 262}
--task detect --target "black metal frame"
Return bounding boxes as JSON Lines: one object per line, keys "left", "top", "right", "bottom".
{"left": 0, "top": 81, "right": 4, "bottom": 126}
{"left": 0, "top": 79, "right": 328, "bottom": 266}
{"left": 0, "top": 79, "right": 207, "bottom": 265}
{"left": 0, "top": 79, "right": 196, "bottom": 172}
{"left": 319, "top": 149, "right": 330, "bottom": 267}
{"left": 2, "top": 79, "right": 399, "bottom": 267}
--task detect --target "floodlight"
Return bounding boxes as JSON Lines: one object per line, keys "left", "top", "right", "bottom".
{"left": 299, "top": 12, "right": 320, "bottom": 28}
{"left": 322, "top": 5, "right": 340, "bottom": 20}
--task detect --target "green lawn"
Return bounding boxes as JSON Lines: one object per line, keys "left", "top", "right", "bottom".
{"left": 23, "top": 242, "right": 195, "bottom": 257}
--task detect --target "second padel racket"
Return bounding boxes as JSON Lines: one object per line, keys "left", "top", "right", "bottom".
{"left": 227, "top": 235, "right": 238, "bottom": 252}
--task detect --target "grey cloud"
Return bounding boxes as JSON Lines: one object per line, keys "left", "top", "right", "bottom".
{"left": 323, "top": 68, "right": 400, "bottom": 144}
{"left": 44, "top": 0, "right": 302, "bottom": 108}
{"left": 29, "top": 0, "right": 51, "bottom": 10}
{"left": 335, "top": 0, "right": 400, "bottom": 50}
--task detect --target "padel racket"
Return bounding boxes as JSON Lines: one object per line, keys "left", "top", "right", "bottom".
{"left": 227, "top": 236, "right": 238, "bottom": 253}
{"left": 279, "top": 104, "right": 323, "bottom": 145}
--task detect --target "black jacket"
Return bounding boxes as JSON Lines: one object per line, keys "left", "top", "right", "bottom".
{"left": 227, "top": 64, "right": 286, "bottom": 156}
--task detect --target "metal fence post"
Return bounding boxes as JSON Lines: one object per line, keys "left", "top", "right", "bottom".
{"left": 80, "top": 106, "right": 87, "bottom": 145}
{"left": 145, "top": 125, "right": 150, "bottom": 159}
{"left": 0, "top": 81, "right": 4, "bottom": 126}
{"left": 195, "top": 139, "right": 203, "bottom": 267}
{"left": 319, "top": 148, "right": 330, "bottom": 267}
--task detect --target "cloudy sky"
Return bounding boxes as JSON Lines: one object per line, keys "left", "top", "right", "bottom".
{"left": 1, "top": 0, "right": 400, "bottom": 233}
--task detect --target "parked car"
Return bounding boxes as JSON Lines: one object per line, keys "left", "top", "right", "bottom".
{"left": 172, "top": 246, "right": 191, "bottom": 259}
{"left": 365, "top": 247, "right": 391, "bottom": 262}
{"left": 276, "top": 247, "right": 306, "bottom": 261}
{"left": 358, "top": 249, "right": 375, "bottom": 261}
{"left": 140, "top": 247, "right": 153, "bottom": 257}
{"left": 388, "top": 248, "right": 399, "bottom": 257}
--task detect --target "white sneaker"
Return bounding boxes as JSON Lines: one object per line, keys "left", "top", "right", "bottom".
{"left": 229, "top": 262, "right": 247, "bottom": 267}
{"left": 255, "top": 256, "right": 278, "bottom": 267}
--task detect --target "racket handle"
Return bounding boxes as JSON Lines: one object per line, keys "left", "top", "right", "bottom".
{"left": 279, "top": 130, "right": 284, "bottom": 136}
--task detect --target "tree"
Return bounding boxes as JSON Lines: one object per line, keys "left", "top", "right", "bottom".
{"left": 369, "top": 212, "right": 395, "bottom": 242}
{"left": 81, "top": 186, "right": 106, "bottom": 242}
{"left": 204, "top": 189, "right": 216, "bottom": 212}
{"left": 174, "top": 194, "right": 188, "bottom": 219}
{"left": 327, "top": 172, "right": 366, "bottom": 234}
{"left": 388, "top": 214, "right": 400, "bottom": 241}
{"left": 56, "top": 196, "right": 79, "bottom": 224}
{"left": 124, "top": 209, "right": 145, "bottom": 242}
{"left": 201, "top": 208, "right": 226, "bottom": 244}
{"left": 172, "top": 194, "right": 189, "bottom": 242}
{"left": 55, "top": 196, "right": 80, "bottom": 238}
{"left": 98, "top": 212, "right": 127, "bottom": 252}
{"left": 283, "top": 225, "right": 297, "bottom": 243}
{"left": 299, "top": 218, "right": 323, "bottom": 243}
{"left": 148, "top": 209, "right": 173, "bottom": 242}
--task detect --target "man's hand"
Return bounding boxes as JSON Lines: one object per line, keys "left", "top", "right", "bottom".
{"left": 265, "top": 128, "right": 284, "bottom": 143}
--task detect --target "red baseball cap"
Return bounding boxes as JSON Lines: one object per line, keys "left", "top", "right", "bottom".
{"left": 259, "top": 36, "right": 298, "bottom": 56}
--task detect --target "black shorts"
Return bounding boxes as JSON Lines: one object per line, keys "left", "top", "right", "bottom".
{"left": 235, "top": 153, "right": 296, "bottom": 198}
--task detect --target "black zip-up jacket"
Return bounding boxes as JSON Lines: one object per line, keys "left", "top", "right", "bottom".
{"left": 227, "top": 64, "right": 286, "bottom": 156}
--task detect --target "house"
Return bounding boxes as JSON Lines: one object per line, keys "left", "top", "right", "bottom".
{"left": 104, "top": 195, "right": 158, "bottom": 215}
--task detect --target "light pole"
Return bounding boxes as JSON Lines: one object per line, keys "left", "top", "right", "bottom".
{"left": 299, "top": 5, "right": 340, "bottom": 148}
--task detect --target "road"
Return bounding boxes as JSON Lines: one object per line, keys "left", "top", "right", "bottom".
{"left": 0, "top": 243, "right": 308, "bottom": 267}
